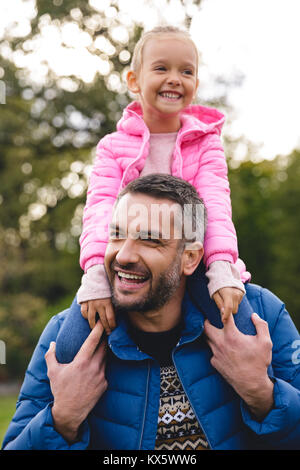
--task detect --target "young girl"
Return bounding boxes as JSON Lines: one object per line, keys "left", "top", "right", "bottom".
{"left": 77, "top": 25, "right": 250, "bottom": 333}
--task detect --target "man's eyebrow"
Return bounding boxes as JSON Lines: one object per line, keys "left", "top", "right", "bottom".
{"left": 139, "top": 229, "right": 163, "bottom": 240}
{"left": 109, "top": 224, "right": 166, "bottom": 240}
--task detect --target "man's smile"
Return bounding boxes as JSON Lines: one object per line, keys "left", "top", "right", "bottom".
{"left": 114, "top": 267, "right": 151, "bottom": 292}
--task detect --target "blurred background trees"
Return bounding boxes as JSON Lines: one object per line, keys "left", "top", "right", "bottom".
{"left": 0, "top": 0, "right": 299, "bottom": 381}
{"left": 229, "top": 150, "right": 300, "bottom": 320}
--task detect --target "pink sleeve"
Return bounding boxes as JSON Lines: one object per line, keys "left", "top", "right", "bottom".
{"left": 194, "top": 133, "right": 238, "bottom": 267}
{"left": 77, "top": 264, "right": 111, "bottom": 303}
{"left": 206, "top": 260, "right": 245, "bottom": 298}
{"left": 79, "top": 135, "right": 122, "bottom": 272}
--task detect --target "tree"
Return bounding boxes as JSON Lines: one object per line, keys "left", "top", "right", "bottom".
{"left": 270, "top": 151, "right": 300, "bottom": 324}
{"left": 228, "top": 152, "right": 300, "bottom": 330}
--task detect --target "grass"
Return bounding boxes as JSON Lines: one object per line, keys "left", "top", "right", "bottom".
{"left": 0, "top": 395, "right": 18, "bottom": 446}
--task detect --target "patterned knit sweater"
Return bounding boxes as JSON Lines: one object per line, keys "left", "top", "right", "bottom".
{"left": 128, "top": 322, "right": 209, "bottom": 451}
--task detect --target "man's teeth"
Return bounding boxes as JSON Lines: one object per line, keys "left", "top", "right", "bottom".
{"left": 118, "top": 272, "right": 146, "bottom": 280}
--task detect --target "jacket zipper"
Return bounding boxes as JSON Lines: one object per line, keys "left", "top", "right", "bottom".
{"left": 172, "top": 349, "right": 213, "bottom": 450}
{"left": 138, "top": 360, "right": 151, "bottom": 450}
{"left": 120, "top": 111, "right": 150, "bottom": 190}
{"left": 173, "top": 127, "right": 201, "bottom": 179}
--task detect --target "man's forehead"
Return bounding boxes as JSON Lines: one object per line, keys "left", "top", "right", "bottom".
{"left": 112, "top": 193, "right": 182, "bottom": 236}
{"left": 114, "top": 192, "right": 180, "bottom": 211}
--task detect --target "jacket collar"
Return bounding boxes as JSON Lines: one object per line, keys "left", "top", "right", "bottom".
{"left": 107, "top": 288, "right": 206, "bottom": 362}
{"left": 116, "top": 101, "right": 225, "bottom": 139}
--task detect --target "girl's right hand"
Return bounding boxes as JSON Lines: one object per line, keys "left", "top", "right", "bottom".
{"left": 81, "top": 298, "right": 116, "bottom": 334}
{"left": 213, "top": 287, "right": 244, "bottom": 324}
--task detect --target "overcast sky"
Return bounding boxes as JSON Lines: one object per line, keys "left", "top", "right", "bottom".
{"left": 191, "top": 0, "right": 300, "bottom": 160}
{"left": 1, "top": 0, "right": 300, "bottom": 161}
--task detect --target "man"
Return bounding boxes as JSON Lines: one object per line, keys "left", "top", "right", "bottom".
{"left": 2, "top": 174, "right": 300, "bottom": 450}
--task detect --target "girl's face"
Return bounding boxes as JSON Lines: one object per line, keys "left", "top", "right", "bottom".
{"left": 127, "top": 35, "right": 199, "bottom": 132}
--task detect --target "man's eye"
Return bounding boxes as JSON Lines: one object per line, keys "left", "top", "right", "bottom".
{"left": 143, "top": 237, "right": 161, "bottom": 245}
{"left": 109, "top": 231, "right": 121, "bottom": 239}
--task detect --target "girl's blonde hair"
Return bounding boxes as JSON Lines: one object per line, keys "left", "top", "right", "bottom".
{"left": 130, "top": 25, "right": 199, "bottom": 74}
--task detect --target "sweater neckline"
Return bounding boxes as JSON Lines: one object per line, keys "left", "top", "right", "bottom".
{"left": 127, "top": 319, "right": 184, "bottom": 366}
{"left": 150, "top": 131, "right": 178, "bottom": 138}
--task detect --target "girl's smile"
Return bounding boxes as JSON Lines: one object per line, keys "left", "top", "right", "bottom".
{"left": 158, "top": 90, "right": 183, "bottom": 102}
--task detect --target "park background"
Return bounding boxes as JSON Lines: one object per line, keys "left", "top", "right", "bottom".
{"left": 0, "top": 0, "right": 300, "bottom": 442}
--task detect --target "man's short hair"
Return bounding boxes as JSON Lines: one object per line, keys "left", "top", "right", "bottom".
{"left": 115, "top": 173, "right": 207, "bottom": 245}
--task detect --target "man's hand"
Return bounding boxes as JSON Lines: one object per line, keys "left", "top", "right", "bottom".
{"left": 204, "top": 312, "right": 274, "bottom": 420}
{"left": 45, "top": 321, "right": 108, "bottom": 442}
{"left": 213, "top": 287, "right": 244, "bottom": 323}
{"left": 81, "top": 298, "right": 116, "bottom": 333}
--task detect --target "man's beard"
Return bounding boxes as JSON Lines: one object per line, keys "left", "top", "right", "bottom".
{"left": 110, "top": 255, "right": 182, "bottom": 315}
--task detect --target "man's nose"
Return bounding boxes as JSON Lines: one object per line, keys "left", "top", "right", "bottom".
{"left": 115, "top": 237, "right": 139, "bottom": 266}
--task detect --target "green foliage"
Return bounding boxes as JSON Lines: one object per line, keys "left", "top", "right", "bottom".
{"left": 0, "top": 1, "right": 129, "bottom": 380}
{"left": 229, "top": 159, "right": 277, "bottom": 287}
{"left": 229, "top": 152, "right": 300, "bottom": 329}
{"left": 267, "top": 151, "right": 300, "bottom": 320}
{"left": 0, "top": 293, "right": 47, "bottom": 379}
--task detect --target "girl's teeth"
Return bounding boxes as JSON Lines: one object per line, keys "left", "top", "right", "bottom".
{"left": 161, "top": 93, "right": 180, "bottom": 99}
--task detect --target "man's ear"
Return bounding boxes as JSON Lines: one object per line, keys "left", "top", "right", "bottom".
{"left": 126, "top": 70, "right": 140, "bottom": 94}
{"left": 181, "top": 241, "right": 203, "bottom": 276}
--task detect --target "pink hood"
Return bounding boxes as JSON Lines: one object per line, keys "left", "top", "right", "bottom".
{"left": 117, "top": 101, "right": 225, "bottom": 137}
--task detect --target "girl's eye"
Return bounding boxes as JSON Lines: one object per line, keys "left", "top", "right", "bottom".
{"left": 155, "top": 66, "right": 166, "bottom": 71}
{"left": 183, "top": 69, "right": 193, "bottom": 75}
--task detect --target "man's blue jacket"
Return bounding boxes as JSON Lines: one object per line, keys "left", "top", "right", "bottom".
{"left": 2, "top": 280, "right": 300, "bottom": 450}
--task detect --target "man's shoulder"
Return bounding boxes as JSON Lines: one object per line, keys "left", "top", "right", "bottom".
{"left": 245, "top": 282, "right": 285, "bottom": 331}
{"left": 47, "top": 308, "right": 70, "bottom": 329}
{"left": 55, "top": 308, "right": 71, "bottom": 322}
{"left": 245, "top": 282, "right": 284, "bottom": 306}
{"left": 53, "top": 301, "right": 92, "bottom": 364}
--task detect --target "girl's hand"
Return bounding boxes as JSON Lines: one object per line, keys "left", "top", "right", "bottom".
{"left": 81, "top": 298, "right": 116, "bottom": 334}
{"left": 213, "top": 287, "right": 244, "bottom": 324}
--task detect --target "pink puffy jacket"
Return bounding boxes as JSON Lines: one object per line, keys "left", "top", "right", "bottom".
{"left": 80, "top": 101, "right": 247, "bottom": 279}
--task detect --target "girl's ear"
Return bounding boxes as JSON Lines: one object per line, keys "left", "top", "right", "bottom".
{"left": 126, "top": 70, "right": 140, "bottom": 94}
